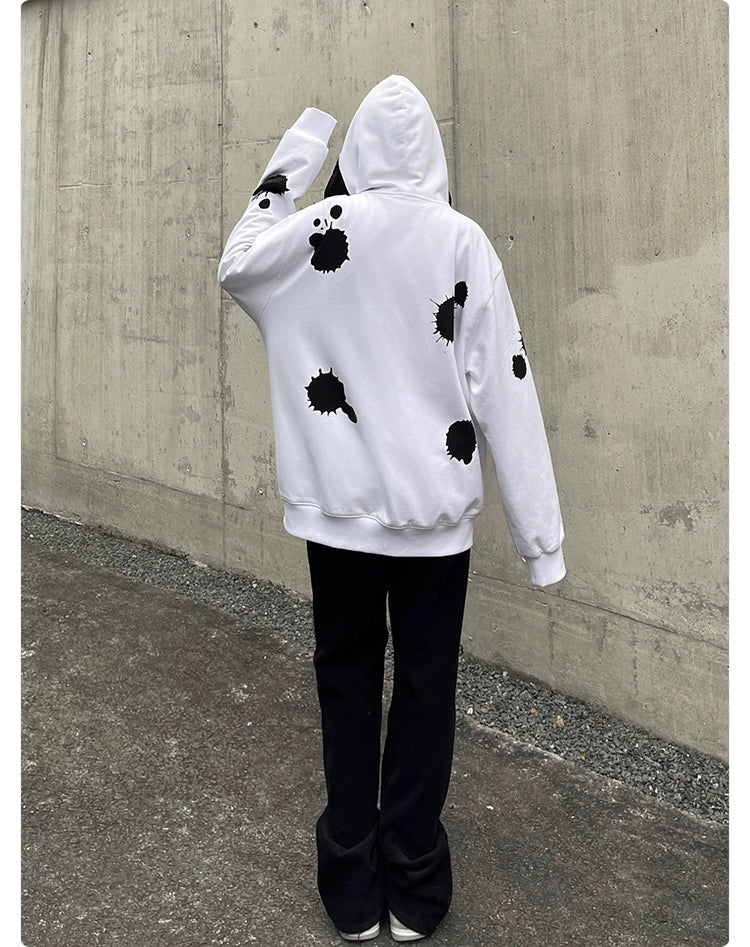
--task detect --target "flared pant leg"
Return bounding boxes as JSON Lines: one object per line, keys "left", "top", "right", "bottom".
{"left": 307, "top": 541, "right": 470, "bottom": 935}
{"left": 379, "top": 549, "right": 470, "bottom": 936}
{"left": 307, "top": 542, "right": 389, "bottom": 933}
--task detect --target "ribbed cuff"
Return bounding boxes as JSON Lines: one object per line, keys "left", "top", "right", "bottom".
{"left": 525, "top": 547, "right": 566, "bottom": 587}
{"left": 293, "top": 107, "right": 337, "bottom": 143}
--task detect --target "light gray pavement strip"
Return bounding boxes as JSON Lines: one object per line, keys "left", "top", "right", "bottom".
{"left": 21, "top": 538, "right": 728, "bottom": 946}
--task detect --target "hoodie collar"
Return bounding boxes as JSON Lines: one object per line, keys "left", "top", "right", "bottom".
{"left": 337, "top": 75, "right": 450, "bottom": 203}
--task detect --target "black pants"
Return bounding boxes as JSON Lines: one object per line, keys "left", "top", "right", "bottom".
{"left": 306, "top": 541, "right": 471, "bottom": 936}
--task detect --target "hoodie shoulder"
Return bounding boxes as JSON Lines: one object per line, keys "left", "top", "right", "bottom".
{"left": 449, "top": 209, "right": 503, "bottom": 267}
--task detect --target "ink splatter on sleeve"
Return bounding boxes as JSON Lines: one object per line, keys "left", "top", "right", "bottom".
{"left": 252, "top": 172, "right": 289, "bottom": 198}
{"left": 512, "top": 330, "right": 528, "bottom": 380}
{"left": 250, "top": 172, "right": 289, "bottom": 210}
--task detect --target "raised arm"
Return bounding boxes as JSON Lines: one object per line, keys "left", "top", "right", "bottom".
{"left": 218, "top": 107, "right": 337, "bottom": 318}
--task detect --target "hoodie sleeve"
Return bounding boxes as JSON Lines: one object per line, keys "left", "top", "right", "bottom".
{"left": 218, "top": 107, "right": 337, "bottom": 318}
{"left": 464, "top": 267, "right": 566, "bottom": 587}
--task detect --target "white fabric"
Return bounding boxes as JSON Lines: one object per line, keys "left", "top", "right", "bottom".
{"left": 218, "top": 76, "right": 565, "bottom": 586}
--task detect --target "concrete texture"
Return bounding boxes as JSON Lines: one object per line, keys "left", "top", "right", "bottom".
{"left": 20, "top": 0, "right": 728, "bottom": 757}
{"left": 453, "top": 0, "right": 728, "bottom": 761}
{"left": 21, "top": 538, "right": 728, "bottom": 947}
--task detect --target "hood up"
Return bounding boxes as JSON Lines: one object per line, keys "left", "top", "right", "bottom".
{"left": 337, "top": 75, "right": 450, "bottom": 202}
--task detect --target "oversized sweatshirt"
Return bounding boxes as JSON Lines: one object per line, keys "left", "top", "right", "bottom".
{"left": 218, "top": 75, "right": 565, "bottom": 587}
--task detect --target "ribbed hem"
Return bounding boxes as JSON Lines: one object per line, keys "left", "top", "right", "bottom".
{"left": 283, "top": 502, "right": 475, "bottom": 557}
{"left": 525, "top": 546, "right": 566, "bottom": 587}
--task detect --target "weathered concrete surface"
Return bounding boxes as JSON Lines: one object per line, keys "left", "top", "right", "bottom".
{"left": 454, "top": 0, "right": 728, "bottom": 759}
{"left": 21, "top": 539, "right": 729, "bottom": 947}
{"left": 21, "top": 0, "right": 229, "bottom": 569}
{"left": 21, "top": 0, "right": 728, "bottom": 757}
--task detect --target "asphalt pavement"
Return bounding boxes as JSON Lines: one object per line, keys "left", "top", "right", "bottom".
{"left": 21, "top": 538, "right": 729, "bottom": 947}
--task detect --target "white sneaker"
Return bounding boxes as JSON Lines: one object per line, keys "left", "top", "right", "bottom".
{"left": 339, "top": 920, "right": 381, "bottom": 942}
{"left": 388, "top": 911, "right": 426, "bottom": 942}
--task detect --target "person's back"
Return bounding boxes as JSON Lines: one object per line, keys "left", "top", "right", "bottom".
{"left": 219, "top": 75, "right": 565, "bottom": 943}
{"left": 219, "top": 75, "right": 564, "bottom": 580}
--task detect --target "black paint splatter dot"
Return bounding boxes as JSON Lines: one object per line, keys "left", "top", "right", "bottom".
{"left": 512, "top": 329, "right": 528, "bottom": 379}
{"left": 259, "top": 198, "right": 271, "bottom": 209}
{"left": 252, "top": 172, "right": 288, "bottom": 197}
{"left": 434, "top": 298, "right": 455, "bottom": 343}
{"left": 308, "top": 220, "right": 350, "bottom": 273}
{"left": 446, "top": 420, "right": 476, "bottom": 464}
{"left": 432, "top": 280, "right": 468, "bottom": 345}
{"left": 306, "top": 369, "right": 357, "bottom": 423}
{"left": 330, "top": 204, "right": 342, "bottom": 219}
{"left": 512, "top": 354, "right": 527, "bottom": 379}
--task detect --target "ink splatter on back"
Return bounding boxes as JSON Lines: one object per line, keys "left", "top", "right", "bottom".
{"left": 309, "top": 205, "right": 350, "bottom": 272}
{"left": 434, "top": 298, "right": 456, "bottom": 343}
{"left": 432, "top": 281, "right": 468, "bottom": 344}
{"left": 446, "top": 420, "right": 476, "bottom": 464}
{"left": 306, "top": 368, "right": 357, "bottom": 423}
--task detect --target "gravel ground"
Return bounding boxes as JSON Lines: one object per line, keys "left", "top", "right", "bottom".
{"left": 21, "top": 506, "right": 728, "bottom": 826}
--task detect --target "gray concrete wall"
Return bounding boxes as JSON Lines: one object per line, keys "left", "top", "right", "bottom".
{"left": 21, "top": 0, "right": 728, "bottom": 759}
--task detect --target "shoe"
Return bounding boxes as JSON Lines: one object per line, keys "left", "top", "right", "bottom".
{"left": 339, "top": 920, "right": 380, "bottom": 942}
{"left": 389, "top": 911, "right": 426, "bottom": 942}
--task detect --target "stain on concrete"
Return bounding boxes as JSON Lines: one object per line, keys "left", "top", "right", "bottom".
{"left": 640, "top": 501, "right": 695, "bottom": 531}
{"left": 272, "top": 13, "right": 289, "bottom": 36}
{"left": 636, "top": 577, "right": 727, "bottom": 620}
{"left": 172, "top": 347, "right": 198, "bottom": 381}
{"left": 181, "top": 405, "right": 201, "bottom": 423}
{"left": 657, "top": 502, "right": 695, "bottom": 531}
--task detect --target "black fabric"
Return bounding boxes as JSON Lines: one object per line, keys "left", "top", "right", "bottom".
{"left": 306, "top": 541, "right": 470, "bottom": 936}
{"left": 323, "top": 159, "right": 350, "bottom": 198}
{"left": 323, "top": 156, "right": 450, "bottom": 204}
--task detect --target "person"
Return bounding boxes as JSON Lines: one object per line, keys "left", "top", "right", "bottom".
{"left": 218, "top": 75, "right": 565, "bottom": 943}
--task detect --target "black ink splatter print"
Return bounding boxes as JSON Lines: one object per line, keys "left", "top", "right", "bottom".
{"left": 512, "top": 329, "right": 527, "bottom": 379}
{"left": 306, "top": 368, "right": 357, "bottom": 423}
{"left": 432, "top": 281, "right": 468, "bottom": 345}
{"left": 446, "top": 420, "right": 476, "bottom": 464}
{"left": 433, "top": 298, "right": 456, "bottom": 343}
{"left": 253, "top": 172, "right": 288, "bottom": 198}
{"left": 308, "top": 206, "right": 349, "bottom": 273}
{"left": 512, "top": 354, "right": 527, "bottom": 379}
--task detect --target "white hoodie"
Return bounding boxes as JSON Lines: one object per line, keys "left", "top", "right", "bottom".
{"left": 219, "top": 75, "right": 565, "bottom": 587}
